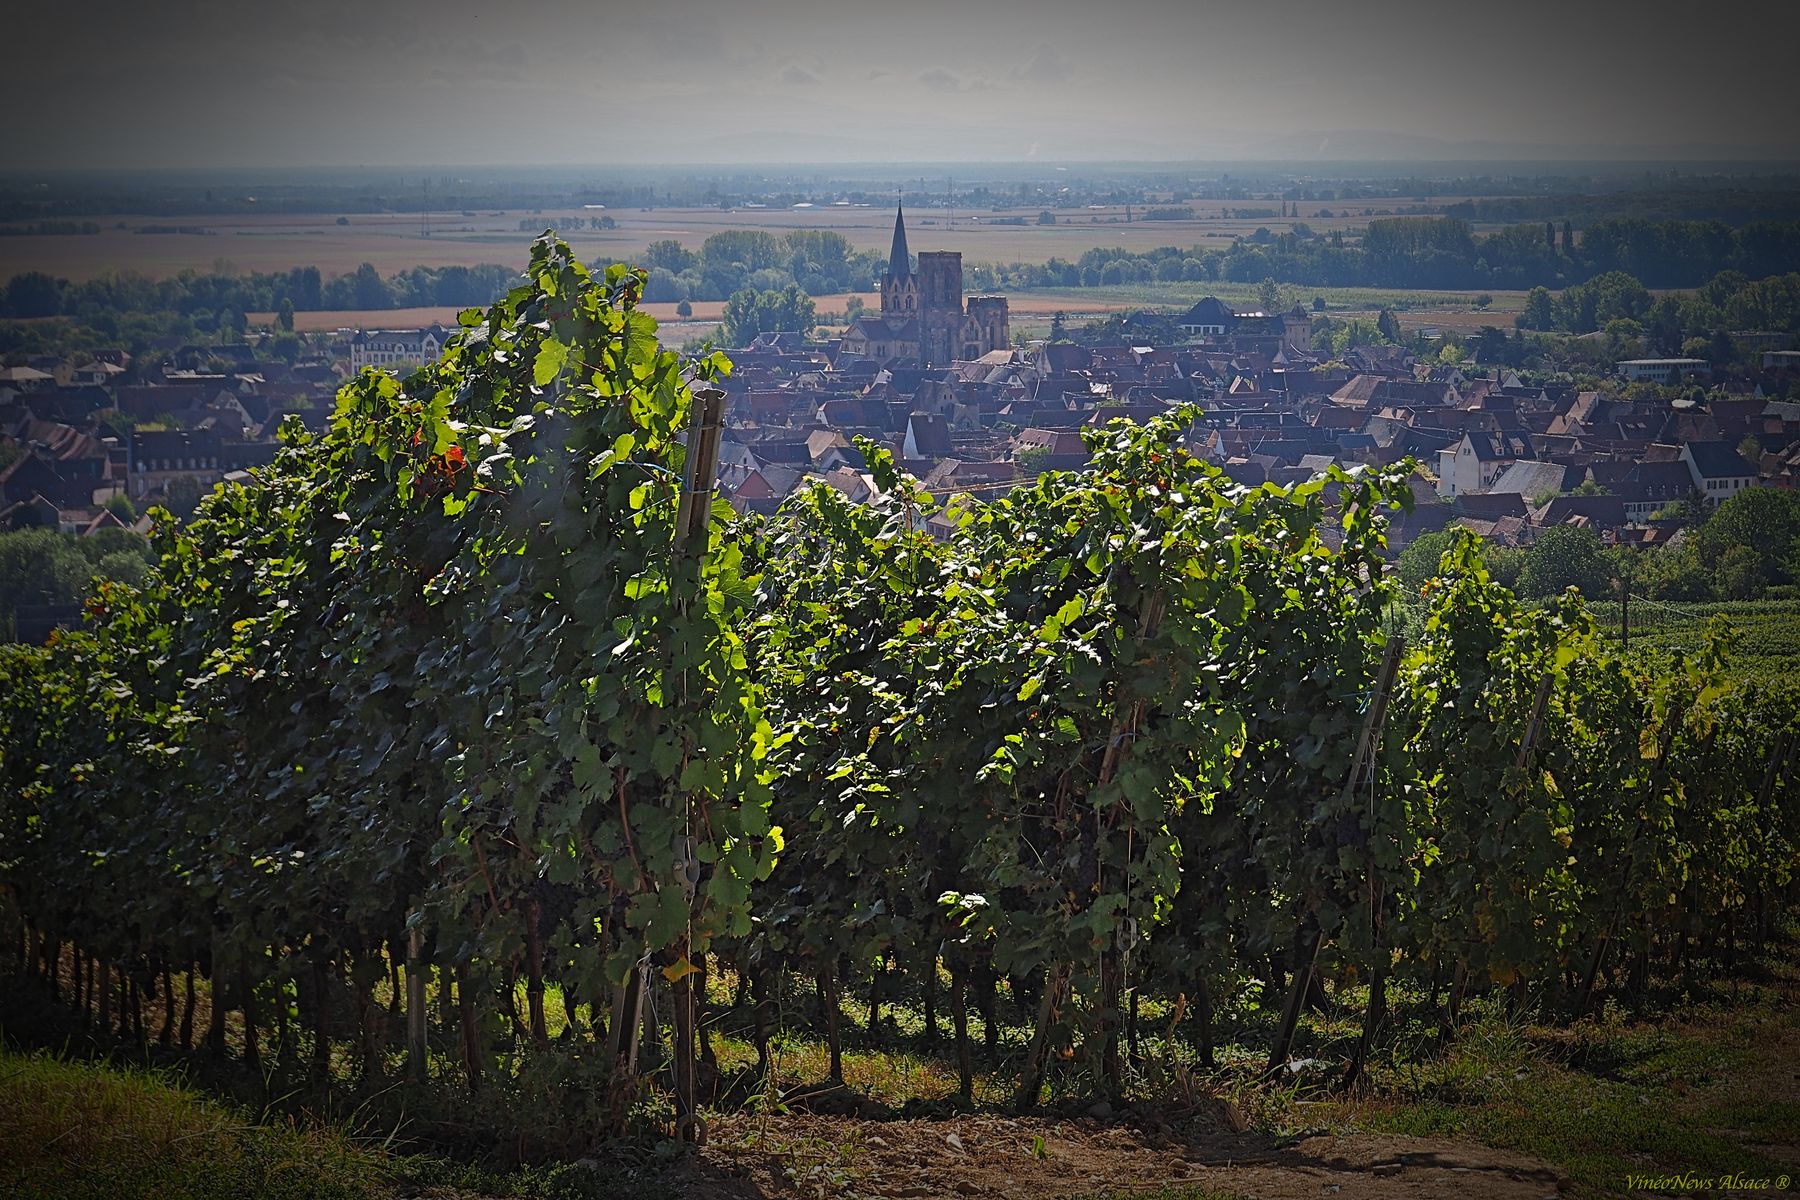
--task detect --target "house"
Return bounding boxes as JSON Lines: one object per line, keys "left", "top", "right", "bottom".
{"left": 0, "top": 446, "right": 114, "bottom": 511}
{"left": 1487, "top": 459, "right": 1583, "bottom": 500}
{"left": 1177, "top": 297, "right": 1237, "bottom": 338}
{"left": 1599, "top": 461, "right": 1697, "bottom": 522}
{"left": 348, "top": 325, "right": 456, "bottom": 373}
{"left": 1012, "top": 428, "right": 1090, "bottom": 473}
{"left": 1436, "top": 430, "right": 1532, "bottom": 498}
{"left": 1680, "top": 440, "right": 1759, "bottom": 504}
{"left": 1535, "top": 495, "right": 1628, "bottom": 531}
{"left": 0, "top": 366, "right": 55, "bottom": 391}
{"left": 902, "top": 413, "right": 954, "bottom": 459}
{"left": 804, "top": 430, "right": 866, "bottom": 472}
{"left": 1616, "top": 358, "right": 1711, "bottom": 385}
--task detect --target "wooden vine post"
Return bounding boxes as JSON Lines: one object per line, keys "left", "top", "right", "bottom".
{"left": 670, "top": 384, "right": 725, "bottom": 1146}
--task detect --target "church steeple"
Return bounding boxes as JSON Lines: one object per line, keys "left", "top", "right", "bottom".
{"left": 887, "top": 203, "right": 911, "bottom": 280}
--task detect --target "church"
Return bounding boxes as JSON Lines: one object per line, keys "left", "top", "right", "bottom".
{"left": 837, "top": 206, "right": 1010, "bottom": 368}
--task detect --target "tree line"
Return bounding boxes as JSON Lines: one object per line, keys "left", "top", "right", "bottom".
{"left": 0, "top": 262, "right": 524, "bottom": 324}
{"left": 1518, "top": 268, "right": 1800, "bottom": 342}
{"left": 1, "top": 237, "right": 1794, "bottom": 1152}
{"left": 633, "top": 229, "right": 883, "bottom": 305}
{"left": 964, "top": 217, "right": 1800, "bottom": 293}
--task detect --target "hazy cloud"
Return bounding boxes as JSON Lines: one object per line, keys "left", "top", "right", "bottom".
{"left": 917, "top": 67, "right": 999, "bottom": 93}
{"left": 429, "top": 41, "right": 528, "bottom": 86}
{"left": 1, "top": 0, "right": 1796, "bottom": 167}
{"left": 1015, "top": 44, "right": 1076, "bottom": 85}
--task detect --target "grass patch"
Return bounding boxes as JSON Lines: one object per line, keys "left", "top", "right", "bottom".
{"left": 0, "top": 1046, "right": 390, "bottom": 1200}
{"left": 0, "top": 1044, "right": 681, "bottom": 1200}
{"left": 1337, "top": 977, "right": 1800, "bottom": 1199}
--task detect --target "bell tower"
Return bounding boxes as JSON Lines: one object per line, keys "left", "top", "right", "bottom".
{"left": 916, "top": 251, "right": 964, "bottom": 367}
{"left": 880, "top": 204, "right": 917, "bottom": 318}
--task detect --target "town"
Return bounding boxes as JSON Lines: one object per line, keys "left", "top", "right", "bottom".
{"left": 5, "top": 202, "right": 1797, "bottom": 640}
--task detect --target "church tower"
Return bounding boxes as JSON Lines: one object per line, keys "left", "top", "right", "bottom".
{"left": 880, "top": 204, "right": 918, "bottom": 318}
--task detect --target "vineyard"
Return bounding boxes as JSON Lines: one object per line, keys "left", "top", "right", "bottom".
{"left": 1586, "top": 598, "right": 1800, "bottom": 682}
{"left": 2, "top": 235, "right": 1798, "bottom": 1190}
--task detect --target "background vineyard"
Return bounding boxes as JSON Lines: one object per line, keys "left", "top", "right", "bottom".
{"left": 0, "top": 236, "right": 1795, "bottom": 1164}
{"left": 1586, "top": 598, "right": 1800, "bottom": 680}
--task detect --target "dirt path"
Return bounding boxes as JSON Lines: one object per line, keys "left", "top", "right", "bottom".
{"left": 668, "top": 1114, "right": 1568, "bottom": 1199}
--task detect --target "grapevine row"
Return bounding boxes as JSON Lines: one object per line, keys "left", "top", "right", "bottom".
{"left": 0, "top": 238, "right": 1794, "bottom": 1146}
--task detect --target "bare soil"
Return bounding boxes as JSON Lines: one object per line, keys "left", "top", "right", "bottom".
{"left": 665, "top": 1112, "right": 1568, "bottom": 1199}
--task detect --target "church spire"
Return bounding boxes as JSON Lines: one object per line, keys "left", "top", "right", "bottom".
{"left": 887, "top": 202, "right": 911, "bottom": 280}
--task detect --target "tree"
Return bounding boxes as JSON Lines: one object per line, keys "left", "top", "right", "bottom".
{"left": 1638, "top": 541, "right": 1714, "bottom": 600}
{"left": 1258, "top": 277, "right": 1281, "bottom": 314}
{"left": 1520, "top": 286, "right": 1554, "bottom": 331}
{"left": 718, "top": 284, "right": 816, "bottom": 347}
{"left": 0, "top": 528, "right": 90, "bottom": 616}
{"left": 1651, "top": 491, "right": 1709, "bottom": 525}
{"left": 1716, "top": 545, "right": 1768, "bottom": 600}
{"left": 1485, "top": 544, "right": 1527, "bottom": 589}
{"left": 1561, "top": 220, "right": 1575, "bottom": 256}
{"left": 1049, "top": 311, "right": 1068, "bottom": 341}
{"left": 643, "top": 239, "right": 695, "bottom": 275}
{"left": 1016, "top": 443, "right": 1053, "bottom": 475}
{"left": 277, "top": 298, "right": 295, "bottom": 332}
{"left": 701, "top": 230, "right": 785, "bottom": 273}
{"left": 350, "top": 262, "right": 393, "bottom": 310}
{"left": 1376, "top": 308, "right": 1402, "bottom": 342}
{"left": 1693, "top": 485, "right": 1800, "bottom": 585}
{"left": 2, "top": 271, "right": 64, "bottom": 319}
{"left": 1330, "top": 317, "right": 1385, "bottom": 355}
{"left": 1037, "top": 210, "right": 1057, "bottom": 226}
{"left": 1707, "top": 329, "right": 1736, "bottom": 366}
{"left": 91, "top": 548, "right": 148, "bottom": 590}
{"left": 1396, "top": 529, "right": 1455, "bottom": 591}
{"left": 1516, "top": 525, "right": 1609, "bottom": 598}
{"left": 269, "top": 331, "right": 303, "bottom": 362}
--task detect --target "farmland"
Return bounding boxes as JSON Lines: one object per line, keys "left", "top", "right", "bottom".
{"left": 0, "top": 196, "right": 1482, "bottom": 285}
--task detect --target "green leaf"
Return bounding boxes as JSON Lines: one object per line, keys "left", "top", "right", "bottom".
{"left": 533, "top": 338, "right": 568, "bottom": 386}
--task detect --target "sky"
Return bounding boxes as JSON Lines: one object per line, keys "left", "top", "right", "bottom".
{"left": 8, "top": 0, "right": 1798, "bottom": 169}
